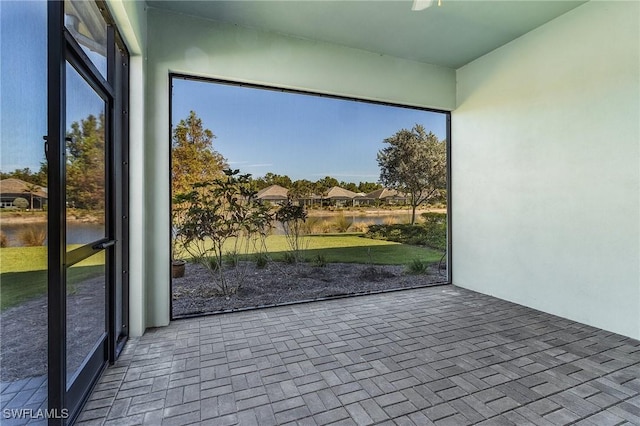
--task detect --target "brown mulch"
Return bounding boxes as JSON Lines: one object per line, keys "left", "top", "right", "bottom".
{"left": 172, "top": 261, "right": 448, "bottom": 317}
{"left": 0, "top": 277, "right": 105, "bottom": 382}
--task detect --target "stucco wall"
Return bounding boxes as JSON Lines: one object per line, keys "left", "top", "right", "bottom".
{"left": 107, "top": 0, "right": 148, "bottom": 336}
{"left": 452, "top": 1, "right": 640, "bottom": 338}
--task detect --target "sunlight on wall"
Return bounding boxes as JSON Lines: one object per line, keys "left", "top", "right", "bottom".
{"left": 453, "top": 1, "right": 640, "bottom": 339}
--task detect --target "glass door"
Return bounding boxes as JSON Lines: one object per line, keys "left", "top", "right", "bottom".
{"left": 63, "top": 61, "right": 110, "bottom": 406}
{"left": 45, "top": 1, "right": 129, "bottom": 422}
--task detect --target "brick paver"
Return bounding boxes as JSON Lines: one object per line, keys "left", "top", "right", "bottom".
{"left": 73, "top": 286, "right": 640, "bottom": 425}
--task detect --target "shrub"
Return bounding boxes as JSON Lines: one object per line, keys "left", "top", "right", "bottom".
{"left": 421, "top": 212, "right": 447, "bottom": 225}
{"left": 174, "top": 170, "right": 272, "bottom": 295}
{"left": 351, "top": 220, "right": 373, "bottom": 233}
{"left": 320, "top": 220, "right": 333, "bottom": 234}
{"left": 13, "top": 197, "right": 29, "bottom": 210}
{"left": 382, "top": 216, "right": 397, "bottom": 226}
{"left": 364, "top": 213, "right": 447, "bottom": 251}
{"left": 205, "top": 256, "right": 220, "bottom": 271}
{"left": 311, "top": 254, "right": 327, "bottom": 267}
{"left": 276, "top": 200, "right": 308, "bottom": 263}
{"left": 283, "top": 251, "right": 299, "bottom": 264}
{"left": 224, "top": 250, "right": 240, "bottom": 268}
{"left": 18, "top": 225, "right": 46, "bottom": 246}
{"left": 405, "top": 258, "right": 430, "bottom": 275}
{"left": 254, "top": 252, "right": 269, "bottom": 269}
{"left": 302, "top": 216, "right": 322, "bottom": 235}
{"left": 333, "top": 213, "right": 353, "bottom": 233}
{"left": 0, "top": 232, "right": 8, "bottom": 247}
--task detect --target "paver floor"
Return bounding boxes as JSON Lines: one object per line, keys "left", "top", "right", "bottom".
{"left": 77, "top": 286, "right": 640, "bottom": 425}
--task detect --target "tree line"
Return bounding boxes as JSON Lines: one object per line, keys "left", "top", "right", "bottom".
{"left": 1, "top": 113, "right": 106, "bottom": 210}
{"left": 171, "top": 111, "right": 384, "bottom": 198}
{"left": 0, "top": 167, "right": 47, "bottom": 187}
{"left": 172, "top": 110, "right": 446, "bottom": 224}
{"left": 3, "top": 109, "right": 447, "bottom": 224}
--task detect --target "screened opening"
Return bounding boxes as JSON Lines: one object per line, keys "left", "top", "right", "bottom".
{"left": 170, "top": 75, "right": 450, "bottom": 319}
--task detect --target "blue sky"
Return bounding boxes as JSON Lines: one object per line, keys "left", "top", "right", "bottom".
{"left": 1, "top": 1, "right": 48, "bottom": 172}
{"left": 1, "top": 1, "right": 105, "bottom": 174}
{"left": 172, "top": 78, "right": 446, "bottom": 183}
{"left": 0, "top": 1, "right": 446, "bottom": 184}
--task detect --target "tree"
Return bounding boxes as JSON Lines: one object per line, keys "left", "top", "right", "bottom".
{"left": 314, "top": 176, "right": 339, "bottom": 207}
{"left": 0, "top": 166, "right": 47, "bottom": 187}
{"left": 66, "top": 113, "right": 106, "bottom": 210}
{"left": 357, "top": 181, "right": 382, "bottom": 194}
{"left": 174, "top": 170, "right": 272, "bottom": 295}
{"left": 172, "top": 110, "right": 227, "bottom": 196}
{"left": 377, "top": 124, "right": 446, "bottom": 224}
{"left": 289, "top": 179, "right": 314, "bottom": 201}
{"left": 23, "top": 183, "right": 40, "bottom": 211}
{"left": 262, "top": 172, "right": 292, "bottom": 189}
{"left": 339, "top": 181, "right": 358, "bottom": 193}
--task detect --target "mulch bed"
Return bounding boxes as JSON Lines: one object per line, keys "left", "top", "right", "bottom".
{"left": 0, "top": 277, "right": 105, "bottom": 382}
{"left": 172, "top": 261, "right": 448, "bottom": 317}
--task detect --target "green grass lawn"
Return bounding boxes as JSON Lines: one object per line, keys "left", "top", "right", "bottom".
{"left": 261, "top": 234, "right": 441, "bottom": 264}
{"left": 0, "top": 246, "right": 105, "bottom": 311}
{"left": 181, "top": 233, "right": 442, "bottom": 265}
{"left": 1, "top": 234, "right": 442, "bottom": 311}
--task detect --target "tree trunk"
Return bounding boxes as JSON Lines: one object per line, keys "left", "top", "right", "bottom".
{"left": 411, "top": 203, "right": 417, "bottom": 225}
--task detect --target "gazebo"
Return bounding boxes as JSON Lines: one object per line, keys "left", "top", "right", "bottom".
{"left": 0, "top": 178, "right": 48, "bottom": 209}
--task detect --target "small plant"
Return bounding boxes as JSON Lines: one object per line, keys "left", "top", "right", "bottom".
{"left": 282, "top": 251, "right": 300, "bottom": 264}
{"left": 18, "top": 225, "right": 46, "bottom": 246}
{"left": 174, "top": 169, "right": 272, "bottom": 295}
{"left": 333, "top": 213, "right": 353, "bottom": 233}
{"left": 320, "top": 220, "right": 333, "bottom": 233}
{"left": 276, "top": 200, "right": 308, "bottom": 264}
{"left": 405, "top": 258, "right": 430, "bottom": 275}
{"left": 0, "top": 232, "right": 8, "bottom": 248}
{"left": 311, "top": 254, "right": 328, "bottom": 267}
{"left": 13, "top": 197, "right": 29, "bottom": 211}
{"left": 351, "top": 220, "right": 373, "bottom": 233}
{"left": 254, "top": 252, "right": 269, "bottom": 269}
{"left": 383, "top": 216, "right": 398, "bottom": 226}
{"left": 302, "top": 216, "right": 322, "bottom": 234}
{"left": 206, "top": 256, "right": 220, "bottom": 271}
{"left": 224, "top": 250, "right": 240, "bottom": 268}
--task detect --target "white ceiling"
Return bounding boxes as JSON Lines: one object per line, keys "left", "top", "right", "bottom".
{"left": 146, "top": 0, "right": 587, "bottom": 69}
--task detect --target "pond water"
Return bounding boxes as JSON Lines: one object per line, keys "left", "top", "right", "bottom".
{"left": 1, "top": 222, "right": 104, "bottom": 247}
{"left": 1, "top": 212, "right": 425, "bottom": 247}
{"left": 271, "top": 212, "right": 414, "bottom": 234}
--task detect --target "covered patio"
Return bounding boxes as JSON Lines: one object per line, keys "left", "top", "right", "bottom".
{"left": 77, "top": 286, "right": 640, "bottom": 425}
{"left": 1, "top": 0, "right": 637, "bottom": 423}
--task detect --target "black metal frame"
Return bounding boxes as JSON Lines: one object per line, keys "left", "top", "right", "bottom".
{"left": 168, "top": 73, "right": 453, "bottom": 321}
{"left": 446, "top": 114, "right": 452, "bottom": 284}
{"left": 46, "top": 1, "right": 130, "bottom": 424}
{"left": 47, "top": 2, "right": 67, "bottom": 418}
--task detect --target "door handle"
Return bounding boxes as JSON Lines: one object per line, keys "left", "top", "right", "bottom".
{"left": 93, "top": 240, "right": 116, "bottom": 250}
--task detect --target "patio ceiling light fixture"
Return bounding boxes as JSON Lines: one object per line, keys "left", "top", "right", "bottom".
{"left": 412, "top": 0, "right": 442, "bottom": 11}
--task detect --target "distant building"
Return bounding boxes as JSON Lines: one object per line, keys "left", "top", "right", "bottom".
{"left": 362, "top": 188, "right": 407, "bottom": 205}
{"left": 325, "top": 186, "right": 358, "bottom": 207}
{"left": 256, "top": 184, "right": 288, "bottom": 204}
{"left": 0, "top": 178, "right": 48, "bottom": 209}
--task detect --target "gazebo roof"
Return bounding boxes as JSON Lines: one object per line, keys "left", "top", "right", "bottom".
{"left": 256, "top": 184, "right": 289, "bottom": 200}
{"left": 364, "top": 188, "right": 405, "bottom": 200}
{"left": 0, "top": 178, "right": 48, "bottom": 198}
{"left": 326, "top": 186, "right": 357, "bottom": 199}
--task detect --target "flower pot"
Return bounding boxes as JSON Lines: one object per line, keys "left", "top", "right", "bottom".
{"left": 172, "top": 260, "right": 186, "bottom": 278}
